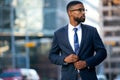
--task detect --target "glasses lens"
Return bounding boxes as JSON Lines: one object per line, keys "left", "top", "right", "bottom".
{"left": 70, "top": 8, "right": 87, "bottom": 12}
{"left": 79, "top": 9, "right": 87, "bottom": 12}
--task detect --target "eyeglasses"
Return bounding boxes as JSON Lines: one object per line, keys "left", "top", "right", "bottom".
{"left": 70, "top": 8, "right": 87, "bottom": 12}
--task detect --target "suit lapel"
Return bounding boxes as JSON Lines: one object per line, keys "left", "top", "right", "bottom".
{"left": 63, "top": 25, "right": 74, "bottom": 52}
{"left": 78, "top": 24, "right": 88, "bottom": 55}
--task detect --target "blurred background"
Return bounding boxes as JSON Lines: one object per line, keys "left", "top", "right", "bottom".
{"left": 0, "top": 0, "right": 120, "bottom": 80}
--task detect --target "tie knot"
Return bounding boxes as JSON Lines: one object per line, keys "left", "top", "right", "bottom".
{"left": 73, "top": 28, "right": 78, "bottom": 32}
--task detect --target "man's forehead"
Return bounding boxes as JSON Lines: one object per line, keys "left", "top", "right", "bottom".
{"left": 71, "top": 4, "right": 84, "bottom": 8}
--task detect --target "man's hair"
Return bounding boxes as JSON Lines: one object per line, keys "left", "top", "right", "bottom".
{"left": 66, "top": 1, "right": 83, "bottom": 12}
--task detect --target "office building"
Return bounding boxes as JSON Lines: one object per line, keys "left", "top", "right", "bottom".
{"left": 100, "top": 0, "right": 120, "bottom": 79}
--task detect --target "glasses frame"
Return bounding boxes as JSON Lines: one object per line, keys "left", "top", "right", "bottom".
{"left": 70, "top": 8, "right": 87, "bottom": 12}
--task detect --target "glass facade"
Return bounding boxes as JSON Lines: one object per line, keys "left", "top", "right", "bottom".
{"left": 14, "top": 0, "right": 43, "bottom": 34}
{"left": 0, "top": 0, "right": 69, "bottom": 79}
{"left": 0, "top": 0, "right": 11, "bottom": 32}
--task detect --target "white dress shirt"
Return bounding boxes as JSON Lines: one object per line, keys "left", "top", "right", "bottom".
{"left": 68, "top": 23, "right": 82, "bottom": 52}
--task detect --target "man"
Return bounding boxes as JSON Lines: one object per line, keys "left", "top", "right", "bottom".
{"left": 49, "top": 1, "right": 107, "bottom": 80}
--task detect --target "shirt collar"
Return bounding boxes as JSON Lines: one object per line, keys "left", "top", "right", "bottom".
{"left": 68, "top": 23, "right": 81, "bottom": 31}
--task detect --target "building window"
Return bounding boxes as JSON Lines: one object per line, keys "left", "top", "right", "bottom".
{"left": 104, "top": 31, "right": 113, "bottom": 36}
{"left": 115, "top": 30, "right": 120, "bottom": 36}
{"left": 104, "top": 20, "right": 120, "bottom": 26}
{"left": 103, "top": 10, "right": 109, "bottom": 16}
{"left": 102, "top": 0, "right": 109, "bottom": 6}
{"left": 112, "top": 9, "right": 120, "bottom": 16}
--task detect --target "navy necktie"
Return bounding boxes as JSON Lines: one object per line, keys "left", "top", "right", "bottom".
{"left": 73, "top": 28, "right": 79, "bottom": 54}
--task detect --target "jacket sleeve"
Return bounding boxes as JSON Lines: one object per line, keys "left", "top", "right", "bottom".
{"left": 86, "top": 28, "right": 107, "bottom": 67}
{"left": 49, "top": 32, "right": 68, "bottom": 65}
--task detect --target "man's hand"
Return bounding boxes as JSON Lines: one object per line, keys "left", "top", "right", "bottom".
{"left": 64, "top": 54, "right": 78, "bottom": 63}
{"left": 74, "top": 60, "right": 86, "bottom": 70}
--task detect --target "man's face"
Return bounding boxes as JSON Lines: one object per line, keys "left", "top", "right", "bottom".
{"left": 68, "top": 4, "right": 86, "bottom": 23}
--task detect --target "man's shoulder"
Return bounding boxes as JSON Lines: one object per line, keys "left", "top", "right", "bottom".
{"left": 82, "top": 24, "right": 96, "bottom": 29}
{"left": 82, "top": 24, "right": 98, "bottom": 33}
{"left": 55, "top": 25, "right": 68, "bottom": 33}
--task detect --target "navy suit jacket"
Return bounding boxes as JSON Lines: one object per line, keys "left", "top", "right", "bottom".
{"left": 49, "top": 24, "right": 107, "bottom": 80}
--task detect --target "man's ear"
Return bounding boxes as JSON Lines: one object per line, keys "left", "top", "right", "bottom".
{"left": 68, "top": 10, "right": 72, "bottom": 17}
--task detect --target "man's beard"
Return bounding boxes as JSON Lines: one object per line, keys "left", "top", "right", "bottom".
{"left": 74, "top": 16, "right": 85, "bottom": 23}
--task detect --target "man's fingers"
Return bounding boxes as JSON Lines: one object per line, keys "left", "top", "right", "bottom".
{"left": 64, "top": 54, "right": 79, "bottom": 63}
{"left": 74, "top": 61, "right": 87, "bottom": 69}
{"left": 71, "top": 54, "right": 78, "bottom": 59}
